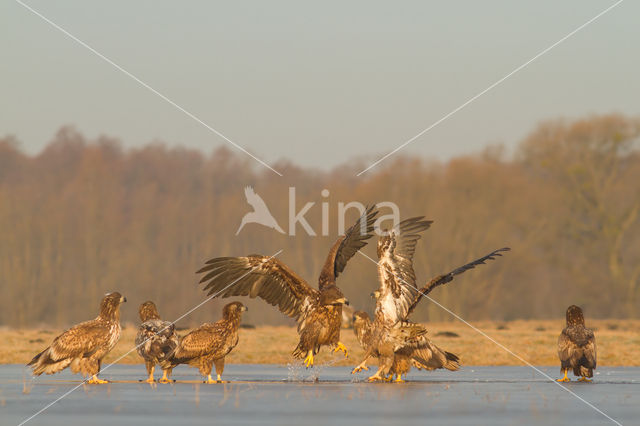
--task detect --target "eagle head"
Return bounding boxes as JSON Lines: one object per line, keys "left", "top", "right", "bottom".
{"left": 352, "top": 311, "right": 370, "bottom": 326}
{"left": 566, "top": 305, "right": 585, "bottom": 326}
{"left": 222, "top": 301, "right": 248, "bottom": 320}
{"left": 139, "top": 301, "right": 161, "bottom": 322}
{"left": 320, "top": 285, "right": 349, "bottom": 306}
{"left": 100, "top": 292, "right": 126, "bottom": 319}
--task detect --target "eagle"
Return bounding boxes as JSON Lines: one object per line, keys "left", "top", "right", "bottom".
{"left": 27, "top": 292, "right": 126, "bottom": 384}
{"left": 135, "top": 301, "right": 180, "bottom": 383}
{"left": 557, "top": 305, "right": 596, "bottom": 382}
{"left": 196, "top": 206, "right": 378, "bottom": 367}
{"left": 351, "top": 216, "right": 509, "bottom": 382}
{"left": 162, "top": 302, "right": 247, "bottom": 383}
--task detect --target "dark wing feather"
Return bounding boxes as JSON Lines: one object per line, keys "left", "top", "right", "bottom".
{"left": 375, "top": 217, "right": 433, "bottom": 323}
{"left": 406, "top": 247, "right": 510, "bottom": 317}
{"left": 318, "top": 205, "right": 379, "bottom": 290}
{"left": 583, "top": 329, "right": 597, "bottom": 369}
{"left": 197, "top": 255, "right": 317, "bottom": 320}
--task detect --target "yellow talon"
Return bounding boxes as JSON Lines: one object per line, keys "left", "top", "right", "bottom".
{"left": 143, "top": 377, "right": 155, "bottom": 383}
{"left": 158, "top": 371, "right": 171, "bottom": 383}
{"left": 204, "top": 374, "right": 217, "bottom": 384}
{"left": 557, "top": 371, "right": 570, "bottom": 382}
{"left": 367, "top": 375, "right": 383, "bottom": 382}
{"left": 394, "top": 375, "right": 405, "bottom": 383}
{"left": 87, "top": 375, "right": 108, "bottom": 384}
{"left": 333, "top": 342, "right": 348, "bottom": 358}
{"left": 304, "top": 352, "right": 314, "bottom": 368}
{"left": 352, "top": 364, "right": 368, "bottom": 374}
{"left": 578, "top": 377, "right": 592, "bottom": 383}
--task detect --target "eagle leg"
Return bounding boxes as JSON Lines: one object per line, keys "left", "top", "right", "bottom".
{"left": 332, "top": 342, "right": 348, "bottom": 358}
{"left": 556, "top": 370, "right": 570, "bottom": 382}
{"left": 303, "top": 351, "right": 314, "bottom": 368}
{"left": 215, "top": 373, "right": 228, "bottom": 383}
{"left": 87, "top": 375, "right": 109, "bottom": 384}
{"left": 204, "top": 374, "right": 217, "bottom": 384}
{"left": 578, "top": 376, "right": 592, "bottom": 383}
{"left": 394, "top": 375, "right": 405, "bottom": 383}
{"left": 158, "top": 370, "right": 172, "bottom": 384}
{"left": 144, "top": 365, "right": 155, "bottom": 383}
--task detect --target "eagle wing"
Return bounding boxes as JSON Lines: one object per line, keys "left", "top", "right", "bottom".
{"left": 197, "top": 255, "right": 318, "bottom": 320}
{"left": 318, "top": 205, "right": 379, "bottom": 290}
{"left": 135, "top": 319, "right": 179, "bottom": 363}
{"left": 406, "top": 247, "right": 510, "bottom": 317}
{"left": 47, "top": 320, "right": 109, "bottom": 360}
{"left": 375, "top": 217, "right": 432, "bottom": 324}
{"left": 391, "top": 323, "right": 459, "bottom": 371}
{"left": 558, "top": 326, "right": 597, "bottom": 369}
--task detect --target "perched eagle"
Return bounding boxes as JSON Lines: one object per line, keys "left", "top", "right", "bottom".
{"left": 557, "top": 305, "right": 596, "bottom": 382}
{"left": 352, "top": 217, "right": 509, "bottom": 382}
{"left": 197, "top": 206, "right": 378, "bottom": 367}
{"left": 135, "top": 301, "right": 179, "bottom": 383}
{"left": 27, "top": 292, "right": 126, "bottom": 384}
{"left": 162, "top": 302, "right": 247, "bottom": 383}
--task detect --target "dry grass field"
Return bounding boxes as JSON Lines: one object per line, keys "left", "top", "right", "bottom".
{"left": 3, "top": 319, "right": 639, "bottom": 368}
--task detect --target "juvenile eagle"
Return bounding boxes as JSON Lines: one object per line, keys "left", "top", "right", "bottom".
{"left": 135, "top": 301, "right": 179, "bottom": 383}
{"left": 197, "top": 206, "right": 378, "bottom": 367}
{"left": 557, "top": 305, "right": 596, "bottom": 382}
{"left": 162, "top": 302, "right": 247, "bottom": 383}
{"left": 27, "top": 292, "right": 126, "bottom": 384}
{"left": 352, "top": 216, "right": 509, "bottom": 382}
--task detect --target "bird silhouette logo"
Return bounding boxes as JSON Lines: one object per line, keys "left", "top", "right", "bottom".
{"left": 236, "top": 186, "right": 285, "bottom": 235}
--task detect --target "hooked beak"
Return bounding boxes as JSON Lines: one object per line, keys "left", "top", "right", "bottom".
{"left": 369, "top": 292, "right": 375, "bottom": 298}
{"left": 121, "top": 296, "right": 127, "bottom": 303}
{"left": 342, "top": 298, "right": 350, "bottom": 306}
{"left": 242, "top": 306, "right": 248, "bottom": 312}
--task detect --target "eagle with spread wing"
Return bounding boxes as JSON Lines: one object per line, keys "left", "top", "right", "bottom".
{"left": 135, "top": 301, "right": 179, "bottom": 383}
{"left": 557, "top": 305, "right": 596, "bottom": 382}
{"left": 162, "top": 302, "right": 247, "bottom": 383}
{"left": 27, "top": 292, "right": 126, "bottom": 384}
{"left": 352, "top": 217, "right": 509, "bottom": 382}
{"left": 197, "top": 206, "right": 378, "bottom": 367}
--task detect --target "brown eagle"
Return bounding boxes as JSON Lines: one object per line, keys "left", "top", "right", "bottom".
{"left": 557, "top": 305, "right": 596, "bottom": 382}
{"left": 27, "top": 292, "right": 126, "bottom": 384}
{"left": 352, "top": 216, "right": 509, "bottom": 382}
{"left": 135, "top": 301, "right": 180, "bottom": 383}
{"left": 196, "top": 206, "right": 378, "bottom": 367}
{"left": 162, "top": 302, "right": 247, "bottom": 383}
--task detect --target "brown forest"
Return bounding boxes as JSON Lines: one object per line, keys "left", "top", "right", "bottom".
{"left": 1, "top": 114, "right": 639, "bottom": 328}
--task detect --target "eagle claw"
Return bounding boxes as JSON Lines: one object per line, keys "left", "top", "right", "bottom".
{"left": 87, "top": 376, "right": 109, "bottom": 384}
{"left": 333, "top": 342, "right": 348, "bottom": 358}
{"left": 303, "top": 351, "right": 315, "bottom": 368}
{"left": 351, "top": 364, "right": 369, "bottom": 374}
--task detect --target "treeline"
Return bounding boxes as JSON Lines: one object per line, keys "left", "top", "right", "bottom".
{"left": 1, "top": 114, "right": 639, "bottom": 328}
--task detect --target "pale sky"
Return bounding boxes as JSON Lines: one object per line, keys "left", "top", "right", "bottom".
{"left": 1, "top": 0, "right": 638, "bottom": 171}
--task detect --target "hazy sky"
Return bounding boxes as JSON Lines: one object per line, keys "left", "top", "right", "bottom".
{"left": 1, "top": 0, "right": 638, "bottom": 171}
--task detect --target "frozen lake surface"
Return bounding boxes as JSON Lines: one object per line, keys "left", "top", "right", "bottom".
{"left": 1, "top": 364, "right": 637, "bottom": 425}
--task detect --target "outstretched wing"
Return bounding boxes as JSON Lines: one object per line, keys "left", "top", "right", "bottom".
{"left": 318, "top": 205, "right": 379, "bottom": 290}
{"left": 375, "top": 217, "right": 433, "bottom": 324}
{"left": 197, "top": 255, "right": 318, "bottom": 320}
{"left": 406, "top": 247, "right": 510, "bottom": 317}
